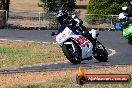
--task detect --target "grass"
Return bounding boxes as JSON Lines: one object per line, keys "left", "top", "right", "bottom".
{"left": 1, "top": 65, "right": 132, "bottom": 88}
{"left": 13, "top": 76, "right": 132, "bottom": 88}
{"left": 25, "top": 78, "right": 132, "bottom": 88}
{"left": 0, "top": 40, "right": 65, "bottom": 68}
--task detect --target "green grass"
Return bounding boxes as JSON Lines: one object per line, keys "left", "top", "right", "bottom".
{"left": 13, "top": 85, "right": 39, "bottom": 88}
{"left": 0, "top": 40, "right": 65, "bottom": 68}
{"left": 12, "top": 74, "right": 132, "bottom": 88}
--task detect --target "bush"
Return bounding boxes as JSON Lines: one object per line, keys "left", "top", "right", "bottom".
{"left": 41, "top": 0, "right": 76, "bottom": 12}
{"left": 85, "top": 0, "right": 128, "bottom": 25}
{"left": 87, "top": 0, "right": 129, "bottom": 15}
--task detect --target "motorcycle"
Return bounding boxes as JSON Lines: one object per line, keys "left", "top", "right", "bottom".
{"left": 118, "top": 12, "right": 132, "bottom": 44}
{"left": 51, "top": 27, "right": 108, "bottom": 64}
{"left": 122, "top": 24, "right": 132, "bottom": 44}
{"left": 51, "top": 10, "right": 108, "bottom": 64}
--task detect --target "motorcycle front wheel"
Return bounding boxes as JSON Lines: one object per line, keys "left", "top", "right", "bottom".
{"left": 62, "top": 41, "right": 82, "bottom": 64}
{"left": 128, "top": 36, "right": 132, "bottom": 45}
{"left": 94, "top": 41, "right": 108, "bottom": 62}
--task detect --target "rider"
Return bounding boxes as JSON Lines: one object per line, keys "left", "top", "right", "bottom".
{"left": 56, "top": 9, "right": 94, "bottom": 44}
{"left": 57, "top": 10, "right": 83, "bottom": 33}
{"left": 119, "top": 1, "right": 132, "bottom": 27}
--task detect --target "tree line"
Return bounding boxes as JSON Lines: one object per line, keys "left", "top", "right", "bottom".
{"left": 41, "top": 0, "right": 129, "bottom": 15}
{"left": 41, "top": 0, "right": 75, "bottom": 12}
{"left": 87, "top": 0, "right": 129, "bottom": 15}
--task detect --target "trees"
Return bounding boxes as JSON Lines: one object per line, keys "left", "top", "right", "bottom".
{"left": 87, "top": 0, "right": 129, "bottom": 15}
{"left": 41, "top": 0, "right": 76, "bottom": 12}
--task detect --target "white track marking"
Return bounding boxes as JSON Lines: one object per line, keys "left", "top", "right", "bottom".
{"left": 14, "top": 40, "right": 22, "bottom": 42}
{"left": 0, "top": 39, "right": 8, "bottom": 41}
{"left": 108, "top": 49, "right": 116, "bottom": 57}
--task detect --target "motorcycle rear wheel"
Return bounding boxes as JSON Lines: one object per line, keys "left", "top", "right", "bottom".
{"left": 94, "top": 41, "right": 108, "bottom": 62}
{"left": 62, "top": 41, "right": 82, "bottom": 64}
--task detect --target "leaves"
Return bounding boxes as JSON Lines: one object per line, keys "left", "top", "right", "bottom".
{"left": 87, "top": 0, "right": 129, "bottom": 15}
{"left": 41, "top": 0, "right": 76, "bottom": 12}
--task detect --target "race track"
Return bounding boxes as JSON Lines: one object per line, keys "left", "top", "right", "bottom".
{"left": 0, "top": 29, "right": 131, "bottom": 72}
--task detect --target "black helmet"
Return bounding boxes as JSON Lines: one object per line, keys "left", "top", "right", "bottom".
{"left": 56, "top": 10, "right": 68, "bottom": 24}
{"left": 122, "top": 6, "right": 129, "bottom": 13}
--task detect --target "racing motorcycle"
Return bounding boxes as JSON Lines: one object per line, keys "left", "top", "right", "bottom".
{"left": 51, "top": 11, "right": 108, "bottom": 64}
{"left": 51, "top": 28, "right": 108, "bottom": 64}
{"left": 122, "top": 24, "right": 132, "bottom": 44}
{"left": 119, "top": 12, "right": 132, "bottom": 44}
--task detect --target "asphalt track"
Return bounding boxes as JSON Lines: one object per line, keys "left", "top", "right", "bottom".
{"left": 0, "top": 29, "right": 131, "bottom": 72}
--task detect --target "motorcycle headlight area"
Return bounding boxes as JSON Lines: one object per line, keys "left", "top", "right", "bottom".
{"left": 57, "top": 34, "right": 67, "bottom": 43}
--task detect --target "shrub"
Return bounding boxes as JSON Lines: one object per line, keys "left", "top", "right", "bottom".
{"left": 87, "top": 0, "right": 129, "bottom": 15}
{"left": 41, "top": 0, "right": 76, "bottom": 12}
{"left": 85, "top": 0, "right": 128, "bottom": 25}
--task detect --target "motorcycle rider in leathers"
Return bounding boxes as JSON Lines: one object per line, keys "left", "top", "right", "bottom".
{"left": 119, "top": 1, "right": 132, "bottom": 28}
{"left": 56, "top": 10, "right": 95, "bottom": 45}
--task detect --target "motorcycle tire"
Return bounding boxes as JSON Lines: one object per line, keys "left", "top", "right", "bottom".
{"left": 94, "top": 41, "right": 108, "bottom": 62}
{"left": 128, "top": 36, "right": 132, "bottom": 45}
{"left": 62, "top": 41, "right": 82, "bottom": 64}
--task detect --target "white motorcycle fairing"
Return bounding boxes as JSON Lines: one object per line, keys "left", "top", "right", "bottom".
{"left": 72, "top": 35, "right": 93, "bottom": 59}
{"left": 89, "top": 29, "right": 97, "bottom": 39}
{"left": 56, "top": 27, "right": 93, "bottom": 59}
